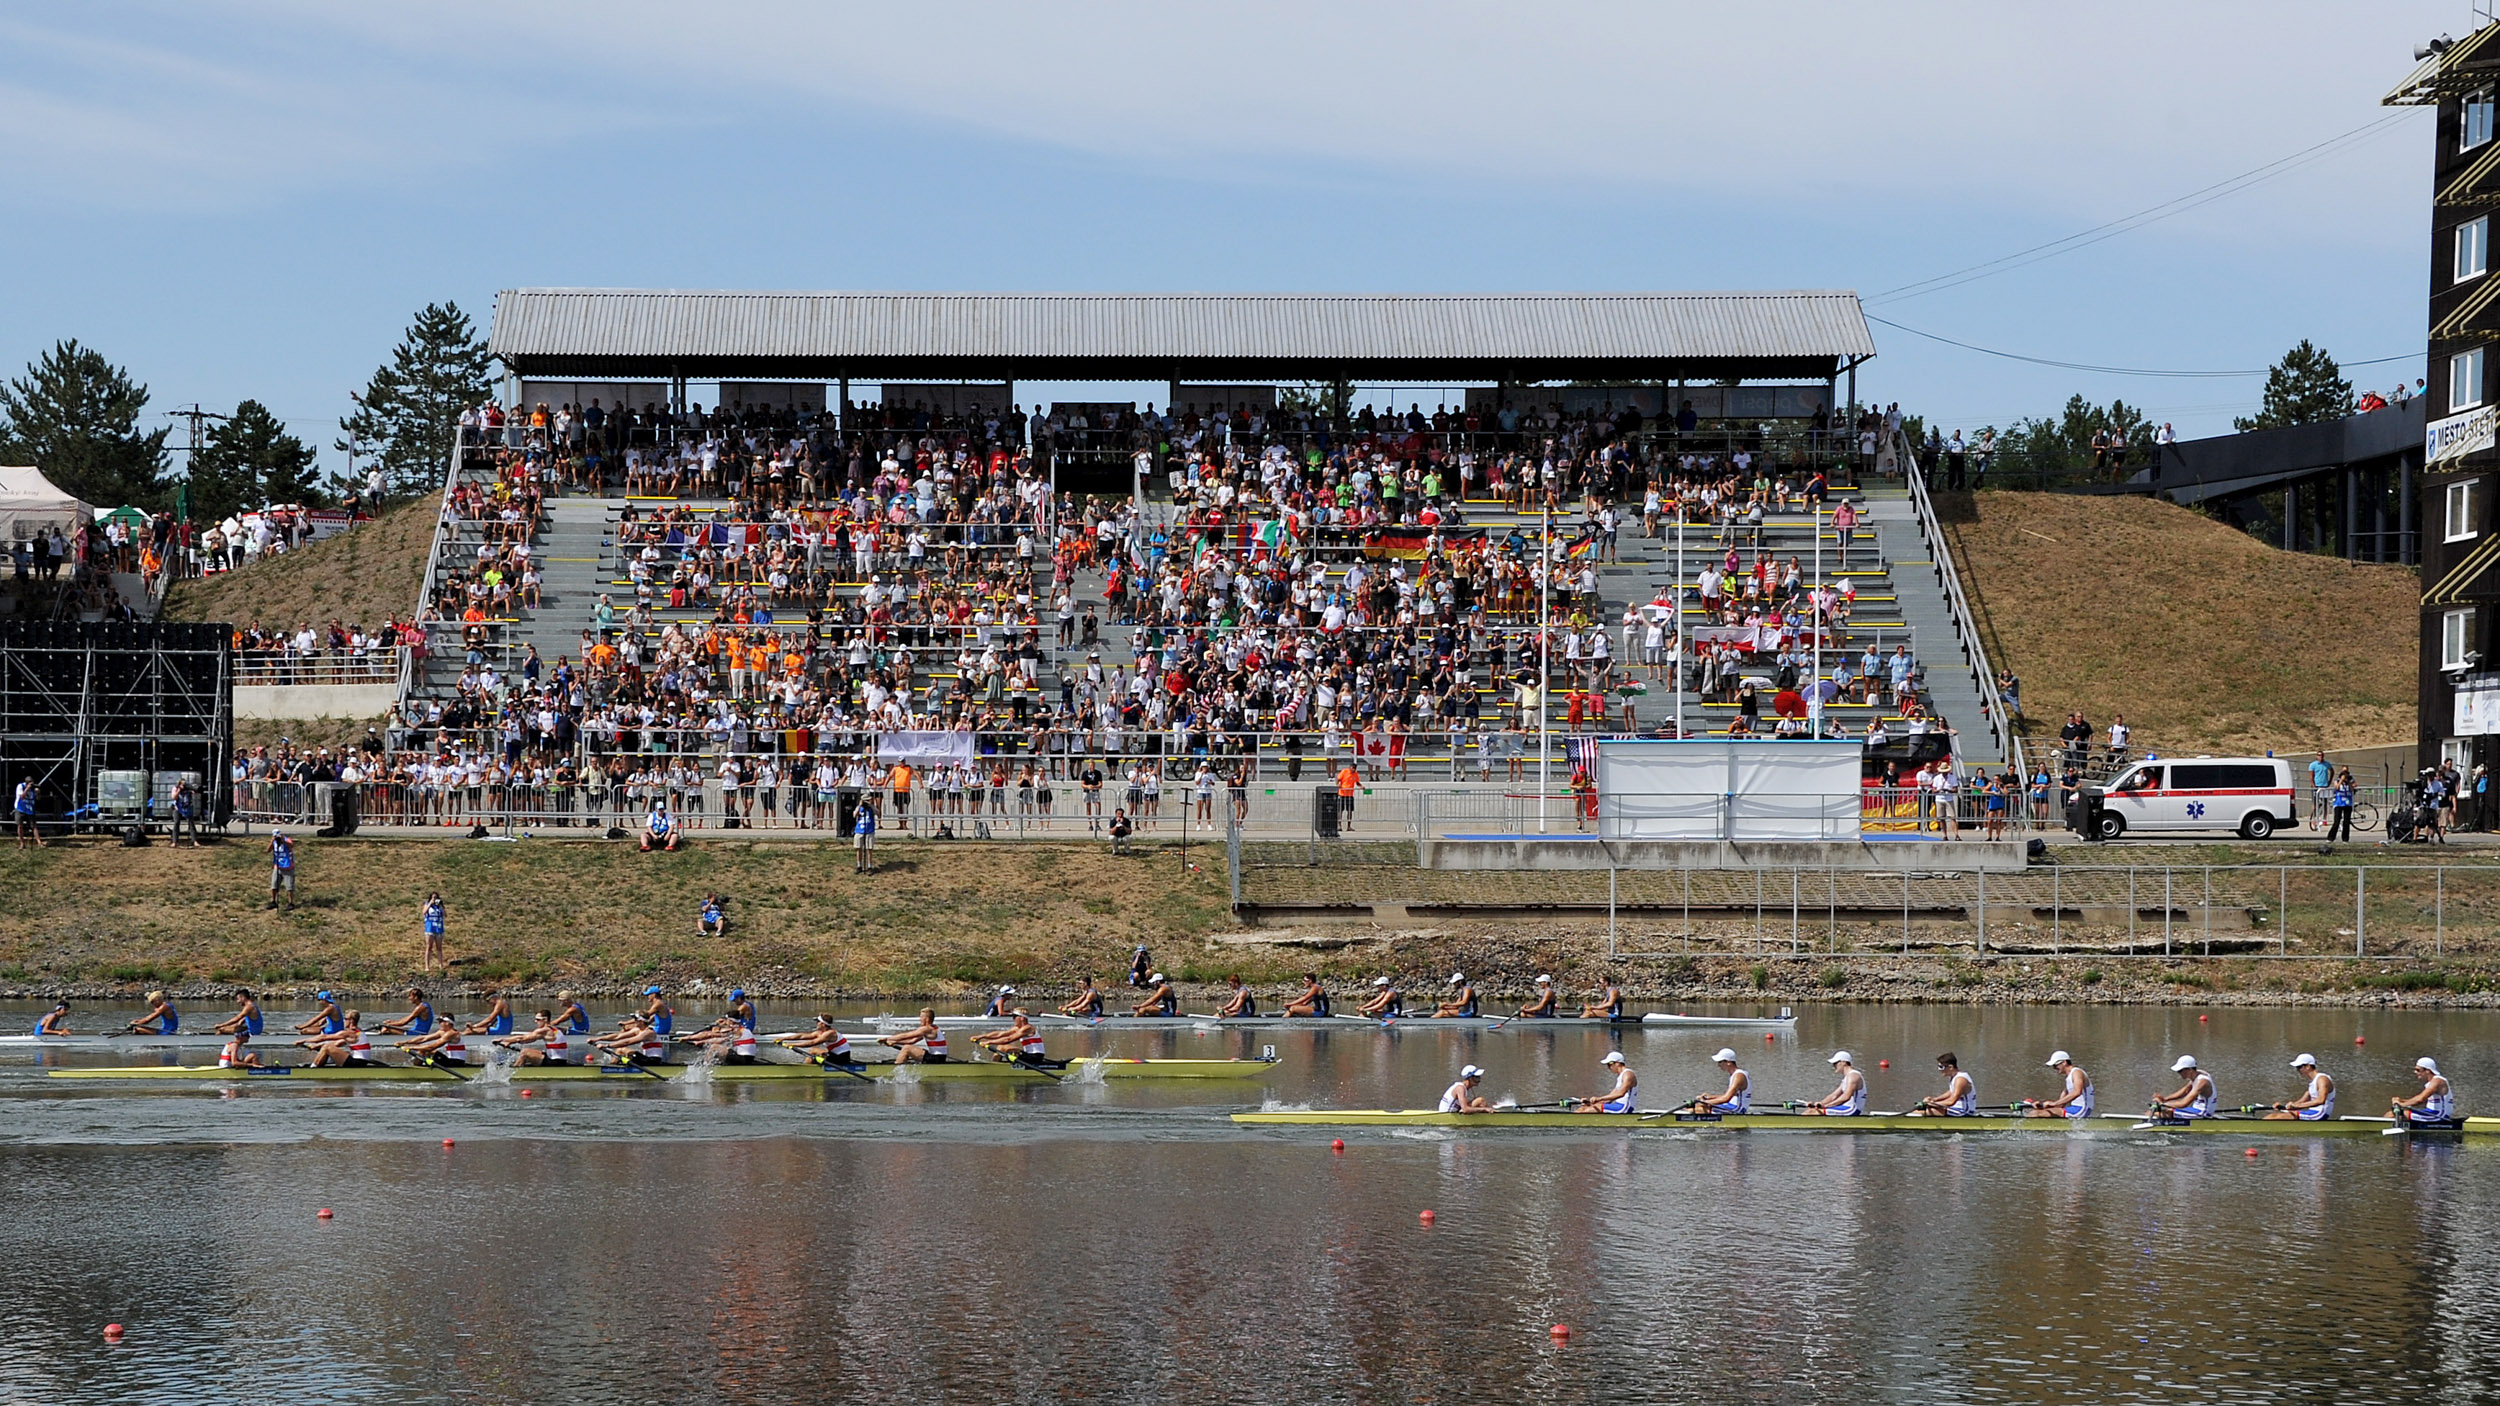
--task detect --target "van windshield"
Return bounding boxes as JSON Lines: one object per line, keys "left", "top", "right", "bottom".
{"left": 2114, "top": 767, "right": 2162, "bottom": 792}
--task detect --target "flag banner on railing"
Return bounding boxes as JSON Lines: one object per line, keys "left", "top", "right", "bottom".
{"left": 1361, "top": 525, "right": 1485, "bottom": 560}
{"left": 874, "top": 731, "right": 975, "bottom": 766}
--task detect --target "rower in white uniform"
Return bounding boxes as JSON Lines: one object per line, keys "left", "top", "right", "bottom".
{"left": 2264, "top": 1054, "right": 2335, "bottom": 1121}
{"left": 495, "top": 1010, "right": 577, "bottom": 1067}
{"left": 2392, "top": 1057, "right": 2457, "bottom": 1128}
{"left": 1804, "top": 1050, "right": 1867, "bottom": 1115}
{"left": 1439, "top": 1064, "right": 1492, "bottom": 1114}
{"left": 1910, "top": 1051, "right": 1978, "bottom": 1116}
{"left": 2025, "top": 1050, "right": 2095, "bottom": 1119}
{"left": 1692, "top": 1048, "right": 1752, "bottom": 1115}
{"left": 216, "top": 1030, "right": 265, "bottom": 1069}
{"left": 879, "top": 1008, "right": 948, "bottom": 1064}
{"left": 781, "top": 1016, "right": 862, "bottom": 1068}
{"left": 1572, "top": 1052, "right": 1637, "bottom": 1114}
{"left": 2148, "top": 1055, "right": 2218, "bottom": 1121}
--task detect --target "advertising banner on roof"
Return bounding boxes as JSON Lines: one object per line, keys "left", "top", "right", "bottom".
{"left": 2428, "top": 404, "right": 2498, "bottom": 464}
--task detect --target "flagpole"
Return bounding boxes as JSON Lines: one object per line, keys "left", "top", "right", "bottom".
{"left": 1812, "top": 498, "right": 1824, "bottom": 740}
{"left": 1673, "top": 501, "right": 1683, "bottom": 741}
{"left": 1537, "top": 493, "right": 1551, "bottom": 834}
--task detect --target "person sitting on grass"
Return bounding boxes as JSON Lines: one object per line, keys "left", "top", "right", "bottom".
{"left": 697, "top": 893, "right": 726, "bottom": 938}
{"left": 1108, "top": 806, "right": 1133, "bottom": 855}
{"left": 641, "top": 802, "right": 682, "bottom": 853}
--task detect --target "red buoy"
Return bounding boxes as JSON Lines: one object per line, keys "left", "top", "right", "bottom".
{"left": 442, "top": 1138, "right": 455, "bottom": 1149}
{"left": 102, "top": 1323, "right": 124, "bottom": 1343}
{"left": 2355, "top": 1035, "right": 2366, "bottom": 1045}
{"left": 1331, "top": 1139, "right": 1345, "bottom": 1153}
{"left": 1550, "top": 1323, "right": 1571, "bottom": 1341}
{"left": 2199, "top": 1014, "right": 2209, "bottom": 1023}
{"left": 1766, "top": 1033, "right": 1776, "bottom": 1042}
{"left": 317, "top": 1208, "right": 333, "bottom": 1220}
{"left": 520, "top": 1088, "right": 535, "bottom": 1098}
{"left": 2245, "top": 1148, "right": 2259, "bottom": 1158}
{"left": 1878, "top": 1059, "right": 1890, "bottom": 1069}
{"left": 1419, "top": 1209, "right": 1435, "bottom": 1225}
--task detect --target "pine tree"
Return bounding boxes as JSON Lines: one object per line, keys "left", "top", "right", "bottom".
{"left": 337, "top": 302, "right": 495, "bottom": 496}
{"left": 2235, "top": 340, "right": 2353, "bottom": 431}
{"left": 187, "top": 400, "right": 324, "bottom": 521}
{"left": 0, "top": 340, "right": 172, "bottom": 509}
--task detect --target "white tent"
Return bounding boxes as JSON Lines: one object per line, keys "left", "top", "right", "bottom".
{"left": 0, "top": 466, "right": 92, "bottom": 542}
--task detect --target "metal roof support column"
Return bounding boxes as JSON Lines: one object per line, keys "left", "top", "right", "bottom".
{"left": 2402, "top": 449, "right": 2418, "bottom": 565}
{"left": 2284, "top": 483, "right": 2297, "bottom": 550}
{"left": 2375, "top": 465, "right": 2390, "bottom": 563}
{"left": 2345, "top": 468, "right": 2359, "bottom": 562}
{"left": 837, "top": 377, "right": 849, "bottom": 434}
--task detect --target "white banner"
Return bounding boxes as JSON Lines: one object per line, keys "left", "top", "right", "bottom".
{"left": 1595, "top": 739, "right": 1864, "bottom": 842}
{"left": 2428, "top": 404, "right": 2498, "bottom": 464}
{"left": 875, "top": 731, "right": 975, "bottom": 766}
{"left": 2455, "top": 686, "right": 2500, "bottom": 736}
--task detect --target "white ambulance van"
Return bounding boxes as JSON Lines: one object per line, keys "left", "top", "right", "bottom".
{"left": 2080, "top": 756, "right": 2298, "bottom": 840}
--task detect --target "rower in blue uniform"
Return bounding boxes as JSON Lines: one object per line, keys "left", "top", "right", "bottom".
{"left": 1217, "top": 975, "right": 1257, "bottom": 1018}
{"left": 982, "top": 986, "right": 1017, "bottom": 1018}
{"left": 2264, "top": 1054, "right": 2336, "bottom": 1121}
{"left": 1806, "top": 1050, "right": 1867, "bottom": 1115}
{"left": 1578, "top": 976, "right": 1624, "bottom": 1021}
{"left": 2393, "top": 1057, "right": 2458, "bottom": 1128}
{"left": 1911, "top": 1051, "right": 1978, "bottom": 1116}
{"left": 124, "top": 990, "right": 179, "bottom": 1035}
{"left": 1130, "top": 972, "right": 1178, "bottom": 1017}
{"left": 463, "top": 989, "right": 514, "bottom": 1037}
{"left": 724, "top": 988, "right": 756, "bottom": 1036}
{"left": 1281, "top": 973, "right": 1330, "bottom": 1018}
{"left": 1693, "top": 1049, "right": 1752, "bottom": 1114}
{"left": 1572, "top": 1052, "right": 1638, "bottom": 1114}
{"left": 1439, "top": 1064, "right": 1493, "bottom": 1114}
{"left": 211, "top": 990, "right": 263, "bottom": 1036}
{"left": 1432, "top": 973, "right": 1479, "bottom": 1018}
{"left": 1058, "top": 977, "right": 1106, "bottom": 1018}
{"left": 376, "top": 987, "right": 435, "bottom": 1036}
{"left": 1517, "top": 974, "right": 1559, "bottom": 1018}
{"left": 639, "top": 986, "right": 673, "bottom": 1038}
{"left": 2148, "top": 1054, "right": 2218, "bottom": 1121}
{"left": 2025, "top": 1050, "right": 2095, "bottom": 1119}
{"left": 296, "top": 991, "right": 343, "bottom": 1037}
{"left": 36, "top": 1000, "right": 70, "bottom": 1035}
{"left": 1358, "top": 976, "right": 1402, "bottom": 1020}
{"left": 555, "top": 992, "right": 591, "bottom": 1035}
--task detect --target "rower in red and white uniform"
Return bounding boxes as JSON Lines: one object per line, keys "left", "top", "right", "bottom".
{"left": 879, "top": 1008, "right": 948, "bottom": 1064}
{"left": 2392, "top": 1057, "right": 2457, "bottom": 1128}
{"left": 398, "top": 1021, "right": 470, "bottom": 1066}
{"left": 1439, "top": 1064, "right": 1492, "bottom": 1114}
{"left": 496, "top": 1010, "right": 576, "bottom": 1066}
{"left": 1571, "top": 1052, "right": 1637, "bottom": 1114}
{"left": 217, "top": 1030, "right": 265, "bottom": 1069}
{"left": 782, "top": 1016, "right": 862, "bottom": 1068}
{"left": 1693, "top": 1048, "right": 1752, "bottom": 1114}
{"left": 302, "top": 1010, "right": 378, "bottom": 1067}
{"left": 1804, "top": 1050, "right": 1867, "bottom": 1115}
{"left": 1910, "top": 1052, "right": 1977, "bottom": 1117}
{"left": 973, "top": 1010, "right": 1067, "bottom": 1069}
{"left": 2263, "top": 1054, "right": 2335, "bottom": 1121}
{"left": 2025, "top": 1050, "right": 2095, "bottom": 1119}
{"left": 2148, "top": 1055, "right": 2219, "bottom": 1121}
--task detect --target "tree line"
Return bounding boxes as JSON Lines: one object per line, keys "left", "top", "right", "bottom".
{"left": 0, "top": 303, "right": 495, "bottom": 524}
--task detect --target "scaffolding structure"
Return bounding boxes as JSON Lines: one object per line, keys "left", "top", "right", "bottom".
{"left": 0, "top": 621, "right": 232, "bottom": 830}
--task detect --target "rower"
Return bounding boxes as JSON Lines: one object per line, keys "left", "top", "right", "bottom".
{"left": 781, "top": 1016, "right": 862, "bottom": 1068}
{"left": 638, "top": 986, "right": 674, "bottom": 1038}
{"left": 461, "top": 989, "right": 514, "bottom": 1037}
{"left": 684, "top": 992, "right": 763, "bottom": 1063}
{"left": 124, "top": 989, "right": 180, "bottom": 1036}
{"left": 496, "top": 1010, "right": 576, "bottom": 1066}
{"left": 210, "top": 990, "right": 264, "bottom": 1037}
{"left": 588, "top": 1015, "right": 658, "bottom": 1065}
{"left": 35, "top": 1000, "right": 70, "bottom": 1036}
{"left": 2264, "top": 1054, "right": 2335, "bottom": 1121}
{"left": 1217, "top": 975, "right": 1257, "bottom": 1019}
{"left": 2392, "top": 1057, "right": 2458, "bottom": 1128}
{"left": 376, "top": 988, "right": 435, "bottom": 1036}
{"left": 216, "top": 1029, "right": 264, "bottom": 1069}
{"left": 1433, "top": 972, "right": 1480, "bottom": 1019}
{"left": 1805, "top": 1050, "right": 1867, "bottom": 1116}
{"left": 1282, "top": 973, "right": 1330, "bottom": 1018}
{"left": 302, "top": 1010, "right": 379, "bottom": 1067}
{"left": 974, "top": 1010, "right": 1066, "bottom": 1069}
{"left": 397, "top": 1022, "right": 470, "bottom": 1066}
{"left": 1579, "top": 976, "right": 1623, "bottom": 1021}
{"left": 1517, "top": 975, "right": 1559, "bottom": 1019}
{"left": 295, "top": 990, "right": 342, "bottom": 1037}
{"left": 1358, "top": 976, "right": 1402, "bottom": 1019}
{"left": 554, "top": 993, "right": 592, "bottom": 1036}
{"left": 1910, "top": 1052, "right": 1978, "bottom": 1117}
{"left": 1693, "top": 1048, "right": 1752, "bottom": 1114}
{"left": 1572, "top": 1052, "right": 1638, "bottom": 1114}
{"left": 1439, "top": 1064, "right": 1492, "bottom": 1114}
{"left": 2024, "top": 1050, "right": 2095, "bottom": 1119}
{"left": 879, "top": 1008, "right": 949, "bottom": 1064}
{"left": 1131, "top": 972, "right": 1178, "bottom": 1017}
{"left": 983, "top": 985, "right": 1018, "bottom": 1018}
{"left": 1059, "top": 978, "right": 1105, "bottom": 1018}
{"left": 2148, "top": 1055, "right": 2218, "bottom": 1121}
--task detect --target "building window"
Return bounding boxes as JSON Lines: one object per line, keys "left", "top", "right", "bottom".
{"left": 2444, "top": 738, "right": 2476, "bottom": 771}
{"left": 2470, "top": 88, "right": 2497, "bottom": 150}
{"left": 2450, "top": 480, "right": 2479, "bottom": 542}
{"left": 2454, "top": 346, "right": 2487, "bottom": 412}
{"left": 2462, "top": 216, "right": 2492, "bottom": 283}
{"left": 2445, "top": 607, "right": 2476, "bottom": 671}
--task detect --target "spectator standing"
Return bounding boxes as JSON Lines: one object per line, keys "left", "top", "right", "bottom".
{"left": 170, "top": 779, "right": 199, "bottom": 847}
{"left": 12, "top": 778, "right": 40, "bottom": 849}
{"left": 266, "top": 828, "right": 296, "bottom": 910}
{"left": 2327, "top": 770, "right": 2356, "bottom": 844}
{"left": 852, "top": 794, "right": 878, "bottom": 874}
{"left": 1335, "top": 761, "right": 1360, "bottom": 832}
{"left": 2307, "top": 753, "right": 2334, "bottom": 831}
{"left": 421, "top": 892, "right": 446, "bottom": 972}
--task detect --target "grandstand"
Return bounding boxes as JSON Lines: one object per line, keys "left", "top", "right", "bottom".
{"left": 259, "top": 290, "right": 2019, "bottom": 837}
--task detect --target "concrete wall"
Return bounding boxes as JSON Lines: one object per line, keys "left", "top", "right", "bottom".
{"left": 233, "top": 683, "right": 395, "bottom": 721}
{"left": 1419, "top": 834, "right": 2033, "bottom": 873}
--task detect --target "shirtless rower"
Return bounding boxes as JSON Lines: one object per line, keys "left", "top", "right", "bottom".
{"left": 1131, "top": 972, "right": 1178, "bottom": 1017}
{"left": 209, "top": 990, "right": 263, "bottom": 1037}
{"left": 1433, "top": 973, "right": 1480, "bottom": 1019}
{"left": 1692, "top": 1048, "right": 1752, "bottom": 1114}
{"left": 2264, "top": 1054, "right": 2335, "bottom": 1121}
{"left": 1572, "top": 1052, "right": 1638, "bottom": 1114}
{"left": 1281, "top": 973, "right": 1330, "bottom": 1018}
{"left": 1439, "top": 1064, "right": 1493, "bottom": 1114}
{"left": 35, "top": 1000, "right": 70, "bottom": 1036}
{"left": 1358, "top": 976, "right": 1402, "bottom": 1020}
{"left": 123, "top": 989, "right": 180, "bottom": 1036}
{"left": 1059, "top": 978, "right": 1105, "bottom": 1018}
{"left": 1216, "top": 975, "right": 1257, "bottom": 1019}
{"left": 1517, "top": 975, "right": 1559, "bottom": 1019}
{"left": 2148, "top": 1055, "right": 2219, "bottom": 1121}
{"left": 1804, "top": 1050, "right": 1867, "bottom": 1115}
{"left": 1910, "top": 1052, "right": 1978, "bottom": 1117}
{"left": 496, "top": 1010, "right": 579, "bottom": 1066}
{"left": 2393, "top": 1057, "right": 2458, "bottom": 1128}
{"left": 300, "top": 1010, "right": 380, "bottom": 1067}
{"left": 461, "top": 989, "right": 515, "bottom": 1038}
{"left": 1579, "top": 976, "right": 1624, "bottom": 1021}
{"left": 878, "top": 1008, "right": 949, "bottom": 1064}
{"left": 375, "top": 988, "right": 436, "bottom": 1036}
{"left": 295, "top": 990, "right": 343, "bottom": 1037}
{"left": 2024, "top": 1050, "right": 2096, "bottom": 1119}
{"left": 973, "top": 1010, "right": 1065, "bottom": 1069}
{"left": 781, "top": 1016, "right": 863, "bottom": 1068}
{"left": 215, "top": 1029, "right": 265, "bottom": 1069}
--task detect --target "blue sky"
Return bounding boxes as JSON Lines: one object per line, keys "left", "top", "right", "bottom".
{"left": 0, "top": 1, "right": 2468, "bottom": 474}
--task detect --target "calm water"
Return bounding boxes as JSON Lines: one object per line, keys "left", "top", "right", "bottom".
{"left": 2, "top": 1000, "right": 2496, "bottom": 1404}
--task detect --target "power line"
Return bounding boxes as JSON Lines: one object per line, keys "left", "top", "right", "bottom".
{"left": 1868, "top": 111, "right": 2420, "bottom": 306}
{"left": 1867, "top": 313, "right": 2418, "bottom": 379}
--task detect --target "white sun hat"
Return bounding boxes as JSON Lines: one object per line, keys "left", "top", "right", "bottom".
{"left": 2171, "top": 1055, "right": 2198, "bottom": 1072}
{"left": 1828, "top": 1050, "right": 1853, "bottom": 1065}
{"left": 1711, "top": 1048, "right": 1738, "bottom": 1063}
{"left": 1601, "top": 1051, "right": 1625, "bottom": 1065}
{"left": 2045, "top": 1050, "right": 2073, "bottom": 1066}
{"left": 2289, "top": 1053, "right": 2318, "bottom": 1068}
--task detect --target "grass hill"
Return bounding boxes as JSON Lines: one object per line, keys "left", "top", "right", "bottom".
{"left": 161, "top": 496, "right": 436, "bottom": 632}
{"left": 1939, "top": 491, "right": 2417, "bottom": 756}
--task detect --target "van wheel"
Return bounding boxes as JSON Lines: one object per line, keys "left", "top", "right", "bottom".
{"left": 2092, "top": 812, "right": 2126, "bottom": 842}
{"left": 2239, "top": 813, "right": 2276, "bottom": 841}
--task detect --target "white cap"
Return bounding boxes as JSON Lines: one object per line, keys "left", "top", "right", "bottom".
{"left": 2418, "top": 1057, "right": 2442, "bottom": 1073}
{"left": 1827, "top": 1050, "right": 1853, "bottom": 1065}
{"left": 1711, "top": 1048, "right": 1738, "bottom": 1063}
{"left": 2289, "top": 1053, "right": 2317, "bottom": 1068}
{"left": 1448, "top": 972, "right": 1465, "bottom": 985}
{"left": 1601, "top": 1051, "right": 1625, "bottom": 1065}
{"left": 2171, "top": 1055, "right": 2198, "bottom": 1072}
{"left": 999, "top": 985, "right": 1015, "bottom": 995}
{"left": 2046, "top": 1050, "right": 2072, "bottom": 1066}
{"left": 1535, "top": 974, "right": 1552, "bottom": 984}
{"left": 1148, "top": 973, "right": 1165, "bottom": 983}
{"left": 1460, "top": 1064, "right": 1484, "bottom": 1079}
{"left": 1374, "top": 976, "right": 1392, "bottom": 987}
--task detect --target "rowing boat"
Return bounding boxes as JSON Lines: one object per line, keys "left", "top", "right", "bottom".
{"left": 1231, "top": 1108, "right": 2500, "bottom": 1136}
{"left": 46, "top": 1056, "right": 1280, "bottom": 1084}
{"left": 847, "top": 1009, "right": 1795, "bottom": 1033}
{"left": 1, "top": 1033, "right": 284, "bottom": 1051}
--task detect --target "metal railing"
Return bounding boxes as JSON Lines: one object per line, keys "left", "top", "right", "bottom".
{"left": 1898, "top": 426, "right": 2022, "bottom": 776}
{"left": 232, "top": 649, "right": 405, "bottom": 685}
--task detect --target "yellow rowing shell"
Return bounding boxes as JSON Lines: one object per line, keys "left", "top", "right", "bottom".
{"left": 1231, "top": 1109, "right": 2500, "bottom": 1135}
{"left": 48, "top": 1057, "right": 1279, "bottom": 1083}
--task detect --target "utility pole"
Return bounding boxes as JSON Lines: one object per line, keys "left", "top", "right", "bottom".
{"left": 170, "top": 404, "right": 232, "bottom": 523}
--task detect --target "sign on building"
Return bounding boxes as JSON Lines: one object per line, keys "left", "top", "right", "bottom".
{"left": 2428, "top": 404, "right": 2499, "bottom": 463}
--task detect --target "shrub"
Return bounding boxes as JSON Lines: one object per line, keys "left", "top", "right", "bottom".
{"left": 1819, "top": 968, "right": 1849, "bottom": 990}
{"left": 2079, "top": 968, "right": 2103, "bottom": 985}
{"left": 1748, "top": 964, "right": 1770, "bottom": 990}
{"left": 2353, "top": 969, "right": 2480, "bottom": 994}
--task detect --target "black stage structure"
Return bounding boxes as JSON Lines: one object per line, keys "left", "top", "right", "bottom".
{"left": 0, "top": 621, "right": 232, "bottom": 833}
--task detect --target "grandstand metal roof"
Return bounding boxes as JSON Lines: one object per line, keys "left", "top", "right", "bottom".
{"left": 489, "top": 289, "right": 1876, "bottom": 384}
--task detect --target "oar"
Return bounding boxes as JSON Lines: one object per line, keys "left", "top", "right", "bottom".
{"left": 409, "top": 1053, "right": 470, "bottom": 1083}
{"left": 1637, "top": 1097, "right": 1708, "bottom": 1122}
{"left": 990, "top": 1049, "right": 1065, "bottom": 1082}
